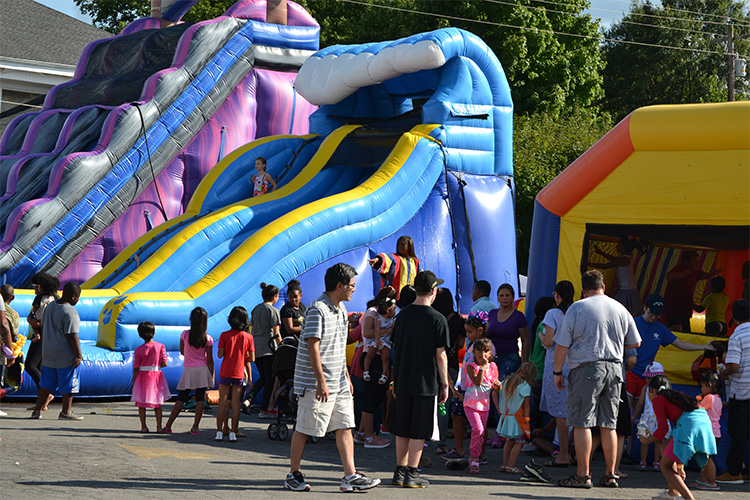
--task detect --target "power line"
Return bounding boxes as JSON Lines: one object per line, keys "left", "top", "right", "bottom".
{"left": 482, "top": 0, "right": 730, "bottom": 36}
{"left": 338, "top": 0, "right": 730, "bottom": 56}
{"left": 587, "top": 0, "right": 750, "bottom": 26}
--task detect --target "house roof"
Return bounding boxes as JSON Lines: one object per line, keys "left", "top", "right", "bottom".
{"left": 0, "top": 0, "right": 111, "bottom": 66}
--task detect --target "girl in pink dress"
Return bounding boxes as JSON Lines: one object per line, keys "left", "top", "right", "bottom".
{"left": 131, "top": 321, "right": 171, "bottom": 433}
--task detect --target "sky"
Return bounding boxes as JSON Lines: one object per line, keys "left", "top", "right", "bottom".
{"left": 36, "top": 0, "right": 630, "bottom": 28}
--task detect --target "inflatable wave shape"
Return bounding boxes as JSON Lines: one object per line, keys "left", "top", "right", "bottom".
{"left": 297, "top": 28, "right": 513, "bottom": 177}
{"left": 0, "top": 15, "right": 319, "bottom": 286}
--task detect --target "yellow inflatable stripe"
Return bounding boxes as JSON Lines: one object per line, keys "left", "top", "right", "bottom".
{"left": 183, "top": 124, "right": 441, "bottom": 299}
{"left": 103, "top": 127, "right": 359, "bottom": 295}
{"left": 187, "top": 133, "right": 319, "bottom": 212}
{"left": 630, "top": 102, "right": 750, "bottom": 151}
{"left": 85, "top": 134, "right": 318, "bottom": 291}
{"left": 84, "top": 214, "right": 193, "bottom": 289}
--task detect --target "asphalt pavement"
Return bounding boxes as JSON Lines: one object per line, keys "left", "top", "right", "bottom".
{"left": 1, "top": 400, "right": 748, "bottom": 499}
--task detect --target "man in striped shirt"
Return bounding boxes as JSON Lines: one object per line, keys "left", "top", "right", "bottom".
{"left": 285, "top": 263, "right": 380, "bottom": 493}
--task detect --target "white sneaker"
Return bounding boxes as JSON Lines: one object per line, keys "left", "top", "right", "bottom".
{"left": 228, "top": 431, "right": 237, "bottom": 442}
{"left": 215, "top": 431, "right": 224, "bottom": 441}
{"left": 651, "top": 490, "right": 683, "bottom": 500}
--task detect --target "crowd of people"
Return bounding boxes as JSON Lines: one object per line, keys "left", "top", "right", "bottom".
{"left": 1, "top": 236, "right": 748, "bottom": 498}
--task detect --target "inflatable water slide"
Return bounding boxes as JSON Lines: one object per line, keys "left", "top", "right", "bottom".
{"left": 0, "top": 1, "right": 319, "bottom": 287}
{"left": 9, "top": 22, "right": 519, "bottom": 397}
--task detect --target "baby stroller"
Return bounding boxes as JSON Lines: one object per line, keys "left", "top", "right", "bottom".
{"left": 267, "top": 336, "right": 298, "bottom": 441}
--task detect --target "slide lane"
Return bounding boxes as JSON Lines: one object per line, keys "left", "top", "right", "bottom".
{"left": 98, "top": 124, "right": 446, "bottom": 353}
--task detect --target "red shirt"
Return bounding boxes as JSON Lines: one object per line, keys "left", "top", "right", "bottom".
{"left": 652, "top": 394, "right": 686, "bottom": 441}
{"left": 217, "top": 329, "right": 254, "bottom": 379}
{"left": 664, "top": 263, "right": 698, "bottom": 318}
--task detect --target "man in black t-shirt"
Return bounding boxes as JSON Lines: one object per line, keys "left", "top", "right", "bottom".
{"left": 390, "top": 271, "right": 450, "bottom": 488}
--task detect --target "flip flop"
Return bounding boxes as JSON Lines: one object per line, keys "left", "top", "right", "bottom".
{"left": 190, "top": 429, "right": 200, "bottom": 435}
{"left": 162, "top": 428, "right": 173, "bottom": 434}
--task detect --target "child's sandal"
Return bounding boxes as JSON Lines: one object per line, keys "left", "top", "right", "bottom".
{"left": 362, "top": 371, "right": 371, "bottom": 381}
{"left": 378, "top": 374, "right": 388, "bottom": 385}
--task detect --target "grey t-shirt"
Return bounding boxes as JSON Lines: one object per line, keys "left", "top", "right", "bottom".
{"left": 554, "top": 294, "right": 641, "bottom": 370}
{"left": 251, "top": 303, "right": 281, "bottom": 358}
{"left": 293, "top": 294, "right": 349, "bottom": 396}
{"left": 41, "top": 301, "right": 80, "bottom": 369}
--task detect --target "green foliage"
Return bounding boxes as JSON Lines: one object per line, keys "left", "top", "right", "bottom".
{"left": 513, "top": 109, "right": 612, "bottom": 273}
{"left": 603, "top": 0, "right": 750, "bottom": 121}
{"left": 74, "top": 0, "right": 234, "bottom": 34}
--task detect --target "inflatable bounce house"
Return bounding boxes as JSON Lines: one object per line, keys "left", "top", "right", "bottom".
{"left": 4, "top": 1, "right": 519, "bottom": 397}
{"left": 525, "top": 101, "right": 750, "bottom": 465}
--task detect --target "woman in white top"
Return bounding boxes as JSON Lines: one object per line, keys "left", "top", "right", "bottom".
{"left": 590, "top": 235, "right": 649, "bottom": 316}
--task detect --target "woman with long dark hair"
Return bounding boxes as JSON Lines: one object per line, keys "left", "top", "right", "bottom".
{"left": 539, "top": 280, "right": 575, "bottom": 467}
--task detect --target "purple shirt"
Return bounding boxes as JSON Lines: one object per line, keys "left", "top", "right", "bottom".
{"left": 487, "top": 309, "right": 528, "bottom": 354}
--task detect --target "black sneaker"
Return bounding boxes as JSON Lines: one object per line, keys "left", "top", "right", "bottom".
{"left": 340, "top": 472, "right": 380, "bottom": 492}
{"left": 445, "top": 459, "right": 469, "bottom": 470}
{"left": 520, "top": 471, "right": 537, "bottom": 482}
{"left": 524, "top": 460, "right": 552, "bottom": 483}
{"left": 392, "top": 466, "right": 407, "bottom": 486}
{"left": 284, "top": 471, "right": 310, "bottom": 491}
{"left": 403, "top": 468, "right": 429, "bottom": 488}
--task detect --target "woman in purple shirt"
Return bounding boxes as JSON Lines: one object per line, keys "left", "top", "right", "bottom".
{"left": 486, "top": 283, "right": 529, "bottom": 382}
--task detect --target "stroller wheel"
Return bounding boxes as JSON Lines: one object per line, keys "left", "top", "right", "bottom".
{"left": 310, "top": 435, "right": 320, "bottom": 444}
{"left": 267, "top": 423, "right": 278, "bottom": 440}
{"left": 326, "top": 431, "right": 336, "bottom": 441}
{"left": 278, "top": 424, "right": 290, "bottom": 441}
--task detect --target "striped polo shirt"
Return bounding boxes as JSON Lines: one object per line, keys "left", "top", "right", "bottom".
{"left": 726, "top": 322, "right": 750, "bottom": 400}
{"left": 293, "top": 293, "right": 349, "bottom": 396}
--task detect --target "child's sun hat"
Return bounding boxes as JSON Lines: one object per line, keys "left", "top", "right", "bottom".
{"left": 643, "top": 361, "right": 664, "bottom": 378}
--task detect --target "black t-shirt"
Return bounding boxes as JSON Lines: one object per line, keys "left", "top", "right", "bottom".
{"left": 391, "top": 304, "right": 450, "bottom": 396}
{"left": 279, "top": 302, "right": 306, "bottom": 338}
{"left": 445, "top": 312, "right": 466, "bottom": 371}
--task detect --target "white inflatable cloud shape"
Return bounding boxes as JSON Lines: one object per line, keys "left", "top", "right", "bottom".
{"left": 296, "top": 40, "right": 446, "bottom": 105}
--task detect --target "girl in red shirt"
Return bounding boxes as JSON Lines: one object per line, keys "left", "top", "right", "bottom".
{"left": 639, "top": 376, "right": 716, "bottom": 500}
{"left": 216, "top": 306, "right": 255, "bottom": 443}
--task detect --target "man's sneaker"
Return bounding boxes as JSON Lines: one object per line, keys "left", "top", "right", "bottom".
{"left": 477, "top": 456, "right": 488, "bottom": 465}
{"left": 352, "top": 431, "right": 366, "bottom": 444}
{"left": 284, "top": 471, "right": 310, "bottom": 491}
{"left": 30, "top": 410, "right": 41, "bottom": 419}
{"left": 520, "top": 471, "right": 537, "bottom": 482}
{"left": 392, "top": 466, "right": 407, "bottom": 486}
{"left": 524, "top": 460, "right": 552, "bottom": 483}
{"left": 228, "top": 431, "right": 237, "bottom": 442}
{"left": 403, "top": 468, "right": 429, "bottom": 488}
{"left": 58, "top": 411, "right": 84, "bottom": 421}
{"left": 440, "top": 449, "right": 464, "bottom": 460}
{"left": 340, "top": 472, "right": 380, "bottom": 492}
{"left": 364, "top": 434, "right": 390, "bottom": 449}
{"left": 716, "top": 471, "right": 744, "bottom": 484}
{"left": 379, "top": 424, "right": 391, "bottom": 435}
{"left": 215, "top": 431, "right": 223, "bottom": 441}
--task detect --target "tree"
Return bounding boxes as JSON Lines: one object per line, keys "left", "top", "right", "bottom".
{"left": 602, "top": 0, "right": 750, "bottom": 121}
{"left": 513, "top": 109, "right": 612, "bottom": 274}
{"left": 74, "top": 1, "right": 234, "bottom": 34}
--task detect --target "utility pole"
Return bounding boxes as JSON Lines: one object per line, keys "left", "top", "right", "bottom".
{"left": 727, "top": 21, "right": 735, "bottom": 101}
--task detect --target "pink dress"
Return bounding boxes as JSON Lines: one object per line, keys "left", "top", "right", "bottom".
{"left": 131, "top": 341, "right": 171, "bottom": 408}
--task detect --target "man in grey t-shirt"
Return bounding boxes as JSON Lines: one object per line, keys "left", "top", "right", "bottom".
{"left": 553, "top": 270, "right": 641, "bottom": 488}
{"left": 30, "top": 282, "right": 84, "bottom": 421}
{"left": 285, "top": 263, "right": 380, "bottom": 493}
